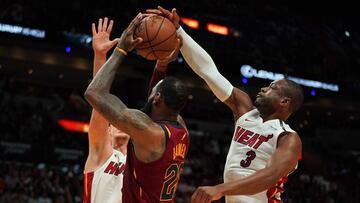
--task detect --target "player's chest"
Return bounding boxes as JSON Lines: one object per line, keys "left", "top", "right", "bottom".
{"left": 232, "top": 122, "right": 277, "bottom": 152}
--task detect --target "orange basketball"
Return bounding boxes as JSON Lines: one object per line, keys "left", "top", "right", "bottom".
{"left": 134, "top": 15, "right": 177, "bottom": 60}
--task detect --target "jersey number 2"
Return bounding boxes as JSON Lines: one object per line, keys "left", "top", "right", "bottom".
{"left": 240, "top": 150, "right": 256, "bottom": 168}
{"left": 160, "top": 163, "right": 184, "bottom": 201}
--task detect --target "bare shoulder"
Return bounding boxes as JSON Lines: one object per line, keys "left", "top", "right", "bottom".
{"left": 223, "top": 87, "right": 254, "bottom": 120}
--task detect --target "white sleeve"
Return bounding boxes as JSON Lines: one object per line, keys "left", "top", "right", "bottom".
{"left": 177, "top": 27, "right": 233, "bottom": 102}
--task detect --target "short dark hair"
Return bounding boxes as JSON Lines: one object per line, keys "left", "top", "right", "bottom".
{"left": 157, "top": 77, "right": 188, "bottom": 112}
{"left": 282, "top": 79, "right": 304, "bottom": 112}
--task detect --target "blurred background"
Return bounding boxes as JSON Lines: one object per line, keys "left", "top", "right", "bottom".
{"left": 0, "top": 0, "right": 359, "bottom": 202}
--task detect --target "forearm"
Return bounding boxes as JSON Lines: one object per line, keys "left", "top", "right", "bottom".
{"left": 85, "top": 59, "right": 129, "bottom": 135}
{"left": 85, "top": 48, "right": 127, "bottom": 120}
{"left": 87, "top": 53, "right": 111, "bottom": 147}
{"left": 177, "top": 27, "right": 233, "bottom": 102}
{"left": 93, "top": 54, "right": 107, "bottom": 76}
{"left": 87, "top": 49, "right": 125, "bottom": 94}
{"left": 147, "top": 66, "right": 166, "bottom": 96}
{"left": 218, "top": 168, "right": 278, "bottom": 196}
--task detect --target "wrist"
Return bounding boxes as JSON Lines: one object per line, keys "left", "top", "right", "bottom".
{"left": 94, "top": 52, "right": 107, "bottom": 59}
{"left": 114, "top": 47, "right": 128, "bottom": 56}
{"left": 176, "top": 26, "right": 183, "bottom": 34}
{"left": 215, "top": 183, "right": 227, "bottom": 197}
{"left": 116, "top": 40, "right": 129, "bottom": 52}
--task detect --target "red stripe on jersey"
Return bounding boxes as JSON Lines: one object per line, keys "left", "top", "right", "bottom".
{"left": 267, "top": 176, "right": 288, "bottom": 203}
{"left": 83, "top": 172, "right": 94, "bottom": 203}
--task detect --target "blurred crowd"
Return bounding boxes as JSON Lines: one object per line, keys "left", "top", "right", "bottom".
{"left": 0, "top": 162, "right": 82, "bottom": 203}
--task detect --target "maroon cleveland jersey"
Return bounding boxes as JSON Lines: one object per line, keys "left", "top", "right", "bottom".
{"left": 122, "top": 121, "right": 190, "bottom": 203}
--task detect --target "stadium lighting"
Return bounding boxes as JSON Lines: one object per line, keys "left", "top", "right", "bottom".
{"left": 240, "top": 65, "right": 339, "bottom": 92}
{"left": 180, "top": 17, "right": 200, "bottom": 29}
{"left": 65, "top": 46, "right": 71, "bottom": 53}
{"left": 310, "top": 89, "right": 316, "bottom": 97}
{"left": 0, "top": 22, "right": 45, "bottom": 38}
{"left": 242, "top": 77, "right": 248, "bottom": 84}
{"left": 345, "top": 30, "right": 350, "bottom": 37}
{"left": 206, "top": 23, "right": 229, "bottom": 36}
{"left": 58, "top": 119, "right": 89, "bottom": 133}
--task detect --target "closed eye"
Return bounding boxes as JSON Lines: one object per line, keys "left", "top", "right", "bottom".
{"left": 269, "top": 83, "right": 276, "bottom": 89}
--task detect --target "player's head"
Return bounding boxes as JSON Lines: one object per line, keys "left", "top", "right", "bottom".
{"left": 108, "top": 125, "right": 130, "bottom": 150}
{"left": 254, "top": 79, "right": 303, "bottom": 117}
{"left": 143, "top": 76, "right": 188, "bottom": 116}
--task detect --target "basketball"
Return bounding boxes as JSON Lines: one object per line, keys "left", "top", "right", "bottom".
{"left": 134, "top": 15, "right": 177, "bottom": 60}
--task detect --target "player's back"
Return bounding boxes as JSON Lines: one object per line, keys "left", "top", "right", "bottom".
{"left": 84, "top": 150, "right": 126, "bottom": 203}
{"left": 224, "top": 109, "right": 296, "bottom": 203}
{"left": 122, "top": 121, "right": 189, "bottom": 203}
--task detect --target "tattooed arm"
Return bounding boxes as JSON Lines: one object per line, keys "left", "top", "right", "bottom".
{"left": 85, "top": 13, "right": 166, "bottom": 163}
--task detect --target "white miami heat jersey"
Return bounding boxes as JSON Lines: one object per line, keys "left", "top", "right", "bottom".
{"left": 224, "top": 108, "right": 295, "bottom": 203}
{"left": 84, "top": 150, "right": 126, "bottom": 203}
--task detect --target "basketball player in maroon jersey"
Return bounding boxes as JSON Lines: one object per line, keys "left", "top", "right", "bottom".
{"left": 84, "top": 13, "right": 190, "bottom": 203}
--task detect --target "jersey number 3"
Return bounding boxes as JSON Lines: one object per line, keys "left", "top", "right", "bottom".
{"left": 160, "top": 163, "right": 184, "bottom": 201}
{"left": 240, "top": 150, "right": 256, "bottom": 168}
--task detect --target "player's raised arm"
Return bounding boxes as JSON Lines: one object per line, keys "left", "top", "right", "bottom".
{"left": 84, "top": 13, "right": 166, "bottom": 162}
{"left": 85, "top": 17, "right": 119, "bottom": 172}
{"left": 147, "top": 37, "right": 181, "bottom": 96}
{"left": 147, "top": 6, "right": 254, "bottom": 120}
{"left": 191, "top": 132, "right": 302, "bottom": 203}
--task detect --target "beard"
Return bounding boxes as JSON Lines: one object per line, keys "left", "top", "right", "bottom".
{"left": 254, "top": 96, "right": 276, "bottom": 116}
{"left": 254, "top": 97, "right": 262, "bottom": 108}
{"left": 254, "top": 96, "right": 268, "bottom": 112}
{"left": 141, "top": 98, "right": 153, "bottom": 116}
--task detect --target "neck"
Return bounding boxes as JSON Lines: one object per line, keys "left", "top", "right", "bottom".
{"left": 115, "top": 145, "right": 127, "bottom": 155}
{"left": 150, "top": 109, "right": 178, "bottom": 122}
{"left": 259, "top": 110, "right": 290, "bottom": 122}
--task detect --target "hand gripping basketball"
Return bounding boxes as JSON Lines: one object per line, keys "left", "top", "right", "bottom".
{"left": 146, "top": 6, "right": 180, "bottom": 29}
{"left": 133, "top": 14, "right": 179, "bottom": 60}
{"left": 156, "top": 36, "right": 182, "bottom": 68}
{"left": 117, "top": 13, "right": 145, "bottom": 52}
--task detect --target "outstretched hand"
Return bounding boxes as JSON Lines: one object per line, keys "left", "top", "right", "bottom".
{"left": 155, "top": 35, "right": 182, "bottom": 70}
{"left": 117, "top": 13, "right": 145, "bottom": 52}
{"left": 146, "top": 6, "right": 180, "bottom": 29}
{"left": 92, "top": 17, "right": 119, "bottom": 56}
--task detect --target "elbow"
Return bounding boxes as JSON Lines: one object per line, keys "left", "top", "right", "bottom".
{"left": 267, "top": 164, "right": 292, "bottom": 186}
{"left": 84, "top": 88, "right": 100, "bottom": 105}
{"left": 264, "top": 168, "right": 284, "bottom": 188}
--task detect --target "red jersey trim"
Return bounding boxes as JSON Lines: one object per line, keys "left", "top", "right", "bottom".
{"left": 83, "top": 172, "right": 94, "bottom": 203}
{"left": 267, "top": 176, "right": 288, "bottom": 203}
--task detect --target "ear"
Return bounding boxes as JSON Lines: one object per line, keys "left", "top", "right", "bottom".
{"left": 153, "top": 92, "right": 162, "bottom": 104}
{"left": 280, "top": 97, "right": 291, "bottom": 108}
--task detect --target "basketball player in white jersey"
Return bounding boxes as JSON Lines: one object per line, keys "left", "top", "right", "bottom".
{"left": 83, "top": 17, "right": 129, "bottom": 203}
{"left": 147, "top": 7, "right": 304, "bottom": 203}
